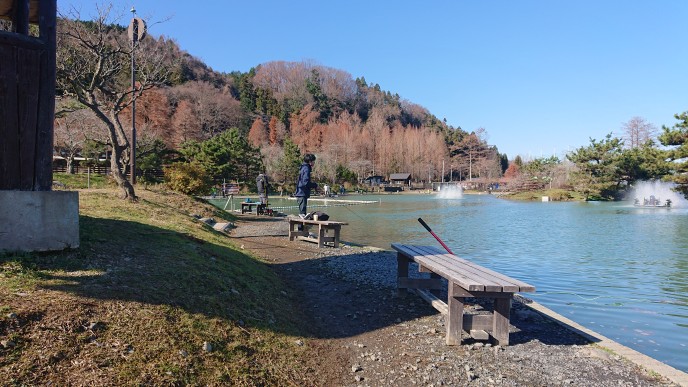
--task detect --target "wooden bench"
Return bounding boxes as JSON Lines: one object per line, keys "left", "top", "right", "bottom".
{"left": 288, "top": 218, "right": 348, "bottom": 248}
{"left": 391, "top": 243, "right": 535, "bottom": 346}
{"left": 241, "top": 202, "right": 257, "bottom": 214}
{"left": 240, "top": 202, "right": 273, "bottom": 215}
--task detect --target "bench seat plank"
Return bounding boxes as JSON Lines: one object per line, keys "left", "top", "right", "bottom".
{"left": 392, "top": 243, "right": 535, "bottom": 292}
{"left": 391, "top": 242, "right": 536, "bottom": 346}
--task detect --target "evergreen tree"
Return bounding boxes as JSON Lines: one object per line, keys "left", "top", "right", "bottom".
{"left": 567, "top": 134, "right": 624, "bottom": 200}
{"left": 658, "top": 111, "right": 688, "bottom": 197}
{"left": 306, "top": 69, "right": 332, "bottom": 123}
{"left": 279, "top": 139, "right": 302, "bottom": 188}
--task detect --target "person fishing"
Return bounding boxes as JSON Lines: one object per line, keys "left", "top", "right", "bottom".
{"left": 256, "top": 173, "right": 269, "bottom": 206}
{"left": 295, "top": 153, "right": 318, "bottom": 219}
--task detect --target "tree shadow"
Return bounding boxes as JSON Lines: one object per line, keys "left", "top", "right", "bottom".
{"left": 2, "top": 216, "right": 596, "bottom": 347}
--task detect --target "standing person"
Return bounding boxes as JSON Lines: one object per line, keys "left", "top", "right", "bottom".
{"left": 256, "top": 173, "right": 269, "bottom": 205}
{"left": 295, "top": 153, "right": 318, "bottom": 218}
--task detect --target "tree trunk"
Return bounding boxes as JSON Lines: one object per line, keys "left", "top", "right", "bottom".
{"left": 110, "top": 151, "right": 136, "bottom": 200}
{"left": 67, "top": 157, "right": 74, "bottom": 174}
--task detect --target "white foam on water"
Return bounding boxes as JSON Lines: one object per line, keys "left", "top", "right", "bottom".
{"left": 627, "top": 181, "right": 688, "bottom": 208}
{"left": 436, "top": 185, "right": 464, "bottom": 199}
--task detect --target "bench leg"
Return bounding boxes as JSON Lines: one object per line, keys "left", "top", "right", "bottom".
{"left": 396, "top": 253, "right": 409, "bottom": 297}
{"left": 492, "top": 297, "right": 512, "bottom": 346}
{"left": 318, "top": 225, "right": 325, "bottom": 248}
{"left": 332, "top": 225, "right": 341, "bottom": 248}
{"left": 447, "top": 283, "right": 464, "bottom": 345}
{"left": 430, "top": 272, "right": 441, "bottom": 297}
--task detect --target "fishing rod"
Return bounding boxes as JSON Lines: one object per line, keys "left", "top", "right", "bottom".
{"left": 417, "top": 217, "right": 454, "bottom": 255}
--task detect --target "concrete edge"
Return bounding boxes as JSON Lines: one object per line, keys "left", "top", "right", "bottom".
{"left": 525, "top": 300, "right": 688, "bottom": 386}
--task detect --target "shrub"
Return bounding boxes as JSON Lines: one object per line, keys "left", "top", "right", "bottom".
{"left": 164, "top": 162, "right": 212, "bottom": 195}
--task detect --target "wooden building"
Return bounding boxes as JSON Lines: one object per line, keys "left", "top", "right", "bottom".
{"left": 1, "top": 0, "right": 79, "bottom": 252}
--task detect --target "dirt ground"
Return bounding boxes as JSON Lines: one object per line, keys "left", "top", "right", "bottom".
{"left": 228, "top": 214, "right": 680, "bottom": 386}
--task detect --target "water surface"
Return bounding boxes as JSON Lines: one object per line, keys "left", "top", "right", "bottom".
{"left": 212, "top": 193, "right": 688, "bottom": 372}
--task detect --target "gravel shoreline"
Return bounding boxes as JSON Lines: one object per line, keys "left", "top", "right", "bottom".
{"left": 228, "top": 214, "right": 685, "bottom": 386}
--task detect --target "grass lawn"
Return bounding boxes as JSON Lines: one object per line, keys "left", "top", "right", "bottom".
{"left": 1, "top": 186, "right": 312, "bottom": 385}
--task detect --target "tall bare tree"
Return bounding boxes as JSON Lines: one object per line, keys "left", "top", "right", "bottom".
{"left": 56, "top": 5, "right": 171, "bottom": 200}
{"left": 621, "top": 116, "right": 657, "bottom": 149}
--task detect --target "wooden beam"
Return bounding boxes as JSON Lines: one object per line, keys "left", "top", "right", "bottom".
{"left": 397, "top": 277, "right": 444, "bottom": 290}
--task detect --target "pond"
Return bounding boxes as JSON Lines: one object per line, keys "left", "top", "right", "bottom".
{"left": 210, "top": 191, "right": 688, "bottom": 372}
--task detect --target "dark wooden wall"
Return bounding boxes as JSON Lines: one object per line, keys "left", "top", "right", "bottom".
{"left": 0, "top": 0, "right": 56, "bottom": 191}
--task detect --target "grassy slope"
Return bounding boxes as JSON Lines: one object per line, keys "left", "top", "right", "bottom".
{"left": 1, "top": 186, "right": 312, "bottom": 386}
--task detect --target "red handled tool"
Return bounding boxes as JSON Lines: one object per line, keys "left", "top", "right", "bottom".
{"left": 418, "top": 217, "right": 454, "bottom": 255}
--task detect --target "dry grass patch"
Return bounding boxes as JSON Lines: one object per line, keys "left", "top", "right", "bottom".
{"left": 1, "top": 187, "right": 315, "bottom": 386}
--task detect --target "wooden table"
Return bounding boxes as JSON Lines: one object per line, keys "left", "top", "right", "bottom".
{"left": 288, "top": 218, "right": 348, "bottom": 248}
{"left": 391, "top": 243, "right": 535, "bottom": 346}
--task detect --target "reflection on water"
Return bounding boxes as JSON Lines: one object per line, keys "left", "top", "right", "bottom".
{"left": 210, "top": 193, "right": 688, "bottom": 372}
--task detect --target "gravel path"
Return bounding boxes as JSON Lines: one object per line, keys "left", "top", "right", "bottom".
{"left": 227, "top": 214, "right": 681, "bottom": 386}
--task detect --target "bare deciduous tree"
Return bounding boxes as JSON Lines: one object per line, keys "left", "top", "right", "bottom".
{"left": 56, "top": 5, "right": 172, "bottom": 200}
{"left": 54, "top": 107, "right": 103, "bottom": 173}
{"left": 621, "top": 116, "right": 657, "bottom": 149}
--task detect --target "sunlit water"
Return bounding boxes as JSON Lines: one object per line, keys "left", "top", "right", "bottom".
{"left": 210, "top": 191, "right": 688, "bottom": 372}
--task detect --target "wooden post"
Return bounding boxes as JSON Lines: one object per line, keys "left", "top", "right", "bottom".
{"left": 396, "top": 252, "right": 409, "bottom": 297}
{"left": 35, "top": 0, "right": 57, "bottom": 191}
{"left": 492, "top": 296, "right": 512, "bottom": 346}
{"left": 447, "top": 282, "right": 464, "bottom": 345}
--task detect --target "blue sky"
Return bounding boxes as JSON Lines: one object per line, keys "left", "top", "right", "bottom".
{"left": 59, "top": 1, "right": 688, "bottom": 160}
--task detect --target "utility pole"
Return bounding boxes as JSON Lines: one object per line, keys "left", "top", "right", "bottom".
{"left": 128, "top": 7, "right": 146, "bottom": 184}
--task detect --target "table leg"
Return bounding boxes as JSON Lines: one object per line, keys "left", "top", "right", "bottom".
{"left": 447, "top": 282, "right": 464, "bottom": 345}
{"left": 318, "top": 224, "right": 325, "bottom": 248}
{"left": 396, "top": 253, "right": 409, "bottom": 297}
{"left": 332, "top": 225, "right": 341, "bottom": 247}
{"left": 492, "top": 296, "right": 512, "bottom": 346}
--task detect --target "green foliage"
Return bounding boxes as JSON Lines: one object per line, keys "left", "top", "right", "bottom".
{"left": 616, "top": 142, "right": 669, "bottom": 183}
{"left": 567, "top": 134, "right": 624, "bottom": 200}
{"left": 336, "top": 164, "right": 357, "bottom": 184}
{"left": 522, "top": 156, "right": 560, "bottom": 179}
{"left": 659, "top": 111, "right": 688, "bottom": 198}
{"left": 164, "top": 162, "right": 212, "bottom": 195}
{"left": 278, "top": 139, "right": 302, "bottom": 186}
{"left": 238, "top": 68, "right": 257, "bottom": 112}
{"left": 137, "top": 139, "right": 170, "bottom": 184}
{"left": 306, "top": 69, "right": 332, "bottom": 123}
{"left": 514, "top": 155, "right": 523, "bottom": 167}
{"left": 499, "top": 153, "right": 509, "bottom": 174}
{"left": 180, "top": 128, "right": 263, "bottom": 183}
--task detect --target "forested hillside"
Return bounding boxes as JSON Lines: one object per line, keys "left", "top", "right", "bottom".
{"left": 52, "top": 13, "right": 503, "bottom": 193}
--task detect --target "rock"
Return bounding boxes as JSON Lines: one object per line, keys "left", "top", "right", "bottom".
{"left": 88, "top": 322, "right": 104, "bottom": 331}
{"left": 202, "top": 341, "right": 212, "bottom": 352}
{"left": 294, "top": 340, "right": 304, "bottom": 346}
{"left": 7, "top": 313, "right": 17, "bottom": 319}
{"left": 1, "top": 340, "right": 16, "bottom": 349}
{"left": 351, "top": 364, "right": 362, "bottom": 373}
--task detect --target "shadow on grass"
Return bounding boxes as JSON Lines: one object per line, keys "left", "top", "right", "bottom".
{"left": 1, "top": 215, "right": 593, "bottom": 347}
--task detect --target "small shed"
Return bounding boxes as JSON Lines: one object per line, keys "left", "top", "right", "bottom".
{"left": 364, "top": 175, "right": 383, "bottom": 186}
{"left": 389, "top": 173, "right": 411, "bottom": 186}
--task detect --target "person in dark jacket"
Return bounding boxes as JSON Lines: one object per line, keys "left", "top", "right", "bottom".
{"left": 295, "top": 153, "right": 318, "bottom": 217}
{"left": 256, "top": 173, "right": 269, "bottom": 205}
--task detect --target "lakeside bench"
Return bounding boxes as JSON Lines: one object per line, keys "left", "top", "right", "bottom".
{"left": 391, "top": 243, "right": 535, "bottom": 346}
{"left": 241, "top": 202, "right": 257, "bottom": 214}
{"left": 240, "top": 202, "right": 273, "bottom": 215}
{"left": 288, "top": 217, "right": 348, "bottom": 248}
